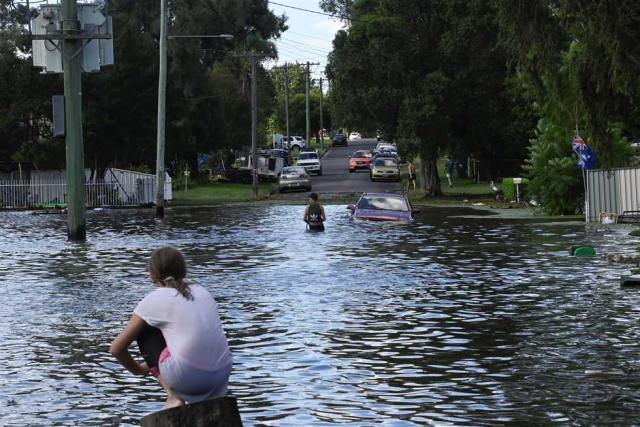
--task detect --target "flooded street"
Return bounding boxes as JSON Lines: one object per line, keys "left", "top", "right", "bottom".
{"left": 1, "top": 205, "right": 640, "bottom": 426}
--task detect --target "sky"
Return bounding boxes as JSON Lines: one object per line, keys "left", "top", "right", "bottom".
{"left": 268, "top": 1, "right": 345, "bottom": 79}
{"left": 17, "top": 0, "right": 343, "bottom": 79}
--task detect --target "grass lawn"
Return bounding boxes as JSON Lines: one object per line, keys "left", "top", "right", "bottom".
{"left": 400, "top": 158, "right": 498, "bottom": 197}
{"left": 171, "top": 182, "right": 274, "bottom": 206}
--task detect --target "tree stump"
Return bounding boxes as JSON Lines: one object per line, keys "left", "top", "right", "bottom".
{"left": 140, "top": 396, "right": 243, "bottom": 427}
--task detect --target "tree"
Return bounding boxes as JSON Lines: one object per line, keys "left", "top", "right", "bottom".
{"left": 495, "top": 0, "right": 640, "bottom": 213}
{"left": 325, "top": 0, "right": 535, "bottom": 195}
{"left": 0, "top": 0, "right": 286, "bottom": 174}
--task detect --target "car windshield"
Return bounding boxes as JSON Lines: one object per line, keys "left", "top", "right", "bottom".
{"left": 282, "top": 167, "right": 305, "bottom": 175}
{"left": 353, "top": 151, "right": 369, "bottom": 158}
{"left": 298, "top": 153, "right": 318, "bottom": 160}
{"left": 374, "top": 158, "right": 397, "bottom": 167}
{"left": 358, "top": 196, "right": 408, "bottom": 211}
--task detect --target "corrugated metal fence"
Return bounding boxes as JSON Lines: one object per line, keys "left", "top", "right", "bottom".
{"left": 585, "top": 167, "right": 640, "bottom": 221}
{"left": 0, "top": 168, "right": 172, "bottom": 209}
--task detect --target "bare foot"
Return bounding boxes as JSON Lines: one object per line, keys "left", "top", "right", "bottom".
{"left": 164, "top": 393, "right": 185, "bottom": 409}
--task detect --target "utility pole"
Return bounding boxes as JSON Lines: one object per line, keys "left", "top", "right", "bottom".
{"left": 155, "top": 0, "right": 168, "bottom": 217}
{"left": 319, "top": 77, "right": 324, "bottom": 151}
{"left": 61, "top": 0, "right": 86, "bottom": 241}
{"left": 304, "top": 61, "right": 319, "bottom": 146}
{"left": 250, "top": 57, "right": 259, "bottom": 199}
{"left": 284, "top": 62, "right": 290, "bottom": 149}
{"left": 305, "top": 62, "right": 310, "bottom": 145}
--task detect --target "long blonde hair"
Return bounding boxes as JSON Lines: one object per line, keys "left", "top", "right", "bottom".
{"left": 149, "top": 247, "right": 192, "bottom": 300}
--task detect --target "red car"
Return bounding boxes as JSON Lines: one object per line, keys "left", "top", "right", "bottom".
{"left": 348, "top": 150, "right": 373, "bottom": 172}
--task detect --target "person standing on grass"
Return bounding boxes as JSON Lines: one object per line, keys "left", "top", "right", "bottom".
{"left": 406, "top": 160, "right": 417, "bottom": 192}
{"left": 445, "top": 156, "right": 454, "bottom": 187}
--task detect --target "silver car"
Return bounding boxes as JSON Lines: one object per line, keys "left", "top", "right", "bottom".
{"left": 278, "top": 166, "right": 312, "bottom": 192}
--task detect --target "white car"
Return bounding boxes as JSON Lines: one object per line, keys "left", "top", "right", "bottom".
{"left": 349, "top": 132, "right": 362, "bottom": 141}
{"left": 283, "top": 136, "right": 306, "bottom": 151}
{"left": 296, "top": 150, "right": 323, "bottom": 175}
{"left": 375, "top": 142, "right": 396, "bottom": 151}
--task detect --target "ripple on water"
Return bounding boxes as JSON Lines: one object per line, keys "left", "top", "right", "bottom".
{"left": 1, "top": 206, "right": 640, "bottom": 425}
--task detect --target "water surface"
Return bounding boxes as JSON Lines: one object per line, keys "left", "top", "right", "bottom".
{"left": 1, "top": 205, "right": 639, "bottom": 426}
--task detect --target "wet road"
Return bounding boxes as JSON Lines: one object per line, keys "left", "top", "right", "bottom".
{"left": 309, "top": 138, "right": 402, "bottom": 194}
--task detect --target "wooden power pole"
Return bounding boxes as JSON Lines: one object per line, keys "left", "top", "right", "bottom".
{"left": 155, "top": 0, "right": 168, "bottom": 217}
{"left": 284, "top": 62, "right": 290, "bottom": 148}
{"left": 304, "top": 62, "right": 320, "bottom": 146}
{"left": 61, "top": 0, "right": 86, "bottom": 240}
{"left": 319, "top": 77, "right": 324, "bottom": 151}
{"left": 250, "top": 57, "right": 259, "bottom": 199}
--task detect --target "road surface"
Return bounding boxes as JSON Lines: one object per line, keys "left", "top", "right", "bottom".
{"left": 309, "top": 138, "right": 402, "bottom": 194}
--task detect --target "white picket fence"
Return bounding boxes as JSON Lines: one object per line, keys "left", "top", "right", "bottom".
{"left": 0, "top": 168, "right": 172, "bottom": 209}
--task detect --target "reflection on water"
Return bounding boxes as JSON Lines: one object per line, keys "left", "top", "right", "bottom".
{"left": 1, "top": 205, "right": 640, "bottom": 425}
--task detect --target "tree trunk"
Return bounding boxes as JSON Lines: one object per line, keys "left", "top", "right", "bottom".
{"left": 419, "top": 149, "right": 442, "bottom": 197}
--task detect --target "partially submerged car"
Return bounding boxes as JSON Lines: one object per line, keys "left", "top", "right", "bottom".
{"left": 347, "top": 192, "right": 417, "bottom": 222}
{"left": 349, "top": 150, "right": 373, "bottom": 172}
{"left": 370, "top": 157, "right": 400, "bottom": 181}
{"left": 278, "top": 166, "right": 312, "bottom": 192}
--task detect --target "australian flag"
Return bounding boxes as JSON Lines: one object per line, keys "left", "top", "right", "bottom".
{"left": 571, "top": 135, "right": 597, "bottom": 170}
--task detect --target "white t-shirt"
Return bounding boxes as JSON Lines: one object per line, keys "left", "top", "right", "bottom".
{"left": 134, "top": 284, "right": 232, "bottom": 372}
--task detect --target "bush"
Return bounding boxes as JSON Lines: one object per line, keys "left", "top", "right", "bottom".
{"left": 502, "top": 177, "right": 529, "bottom": 202}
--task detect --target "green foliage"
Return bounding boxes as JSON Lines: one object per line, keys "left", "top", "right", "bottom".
{"left": 524, "top": 118, "right": 582, "bottom": 214}
{"left": 496, "top": 0, "right": 640, "bottom": 167}
{"left": 0, "top": 0, "right": 285, "bottom": 172}
{"left": 501, "top": 177, "right": 529, "bottom": 202}
{"left": 326, "top": 0, "right": 537, "bottom": 196}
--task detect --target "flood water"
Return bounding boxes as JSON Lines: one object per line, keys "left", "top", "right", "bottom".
{"left": 1, "top": 205, "right": 640, "bottom": 426}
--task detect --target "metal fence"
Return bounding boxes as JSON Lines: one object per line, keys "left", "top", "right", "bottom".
{"left": 0, "top": 169, "right": 170, "bottom": 209}
{"left": 585, "top": 167, "right": 640, "bottom": 221}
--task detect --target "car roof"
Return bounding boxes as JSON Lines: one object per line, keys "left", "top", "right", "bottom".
{"left": 361, "top": 192, "right": 407, "bottom": 199}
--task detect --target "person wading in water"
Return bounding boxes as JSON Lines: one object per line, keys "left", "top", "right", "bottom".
{"left": 304, "top": 192, "right": 326, "bottom": 231}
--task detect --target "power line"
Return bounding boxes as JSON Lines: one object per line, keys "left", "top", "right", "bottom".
{"left": 279, "top": 41, "right": 330, "bottom": 58}
{"left": 270, "top": 1, "right": 336, "bottom": 17}
{"left": 281, "top": 37, "right": 331, "bottom": 53}
{"left": 287, "top": 30, "right": 335, "bottom": 42}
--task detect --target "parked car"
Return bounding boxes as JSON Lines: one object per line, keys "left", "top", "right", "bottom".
{"left": 349, "top": 132, "right": 362, "bottom": 141}
{"left": 346, "top": 192, "right": 416, "bottom": 222}
{"left": 273, "top": 135, "right": 306, "bottom": 151}
{"left": 370, "top": 157, "right": 400, "bottom": 181}
{"left": 296, "top": 150, "right": 323, "bottom": 175}
{"left": 286, "top": 136, "right": 306, "bottom": 151}
{"left": 332, "top": 133, "right": 348, "bottom": 146}
{"left": 278, "top": 166, "right": 312, "bottom": 192}
{"left": 349, "top": 150, "right": 373, "bottom": 172}
{"left": 375, "top": 142, "right": 396, "bottom": 152}
{"left": 372, "top": 151, "right": 400, "bottom": 165}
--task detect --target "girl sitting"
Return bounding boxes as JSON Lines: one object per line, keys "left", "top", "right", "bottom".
{"left": 110, "top": 247, "right": 232, "bottom": 408}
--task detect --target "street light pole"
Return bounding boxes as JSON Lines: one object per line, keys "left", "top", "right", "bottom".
{"left": 251, "top": 57, "right": 259, "bottom": 199}
{"left": 155, "top": 0, "right": 168, "bottom": 218}
{"left": 154, "top": 4, "right": 233, "bottom": 217}
{"left": 319, "top": 77, "right": 324, "bottom": 152}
